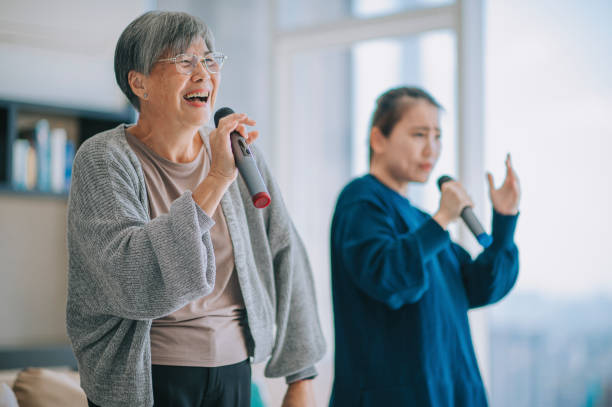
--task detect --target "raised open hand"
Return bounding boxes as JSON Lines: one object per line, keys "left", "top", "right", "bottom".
{"left": 487, "top": 154, "right": 520, "bottom": 215}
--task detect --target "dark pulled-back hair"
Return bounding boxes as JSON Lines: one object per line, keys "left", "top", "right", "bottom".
{"left": 369, "top": 86, "right": 442, "bottom": 161}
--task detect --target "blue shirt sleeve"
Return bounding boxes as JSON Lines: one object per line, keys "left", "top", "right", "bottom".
{"left": 335, "top": 200, "right": 451, "bottom": 309}
{"left": 452, "top": 211, "right": 520, "bottom": 308}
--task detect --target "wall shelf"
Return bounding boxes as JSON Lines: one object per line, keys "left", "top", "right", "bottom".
{"left": 0, "top": 99, "right": 136, "bottom": 197}
{"left": 0, "top": 184, "right": 70, "bottom": 199}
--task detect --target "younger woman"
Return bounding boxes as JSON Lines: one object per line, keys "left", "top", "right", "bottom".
{"left": 329, "top": 86, "right": 520, "bottom": 407}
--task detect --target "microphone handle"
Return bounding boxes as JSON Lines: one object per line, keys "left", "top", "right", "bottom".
{"left": 460, "top": 206, "right": 492, "bottom": 248}
{"left": 461, "top": 207, "right": 486, "bottom": 236}
{"left": 230, "top": 132, "right": 271, "bottom": 208}
{"left": 437, "top": 174, "right": 492, "bottom": 248}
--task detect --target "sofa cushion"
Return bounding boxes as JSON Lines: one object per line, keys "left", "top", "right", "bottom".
{"left": 0, "top": 370, "right": 21, "bottom": 389}
{"left": 12, "top": 368, "right": 86, "bottom": 407}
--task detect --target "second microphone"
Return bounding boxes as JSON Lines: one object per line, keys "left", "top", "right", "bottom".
{"left": 437, "top": 175, "right": 492, "bottom": 248}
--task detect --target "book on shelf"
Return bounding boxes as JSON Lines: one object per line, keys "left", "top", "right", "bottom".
{"left": 65, "top": 140, "right": 75, "bottom": 192}
{"left": 35, "top": 119, "right": 51, "bottom": 192}
{"left": 11, "top": 139, "right": 33, "bottom": 190}
{"left": 50, "top": 128, "right": 66, "bottom": 193}
{"left": 11, "top": 119, "right": 75, "bottom": 194}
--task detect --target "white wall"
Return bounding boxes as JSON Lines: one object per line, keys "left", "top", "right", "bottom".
{"left": 0, "top": 0, "right": 151, "bottom": 345}
{"left": 0, "top": 197, "right": 69, "bottom": 346}
{"left": 0, "top": 0, "right": 151, "bottom": 111}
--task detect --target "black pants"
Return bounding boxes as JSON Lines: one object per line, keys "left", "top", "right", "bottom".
{"left": 87, "top": 359, "right": 251, "bottom": 407}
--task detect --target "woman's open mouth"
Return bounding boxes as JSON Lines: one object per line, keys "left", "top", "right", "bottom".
{"left": 183, "top": 90, "right": 209, "bottom": 106}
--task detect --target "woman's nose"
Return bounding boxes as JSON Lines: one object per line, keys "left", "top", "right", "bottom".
{"left": 423, "top": 138, "right": 433, "bottom": 156}
{"left": 191, "top": 61, "right": 211, "bottom": 82}
{"left": 423, "top": 135, "right": 438, "bottom": 157}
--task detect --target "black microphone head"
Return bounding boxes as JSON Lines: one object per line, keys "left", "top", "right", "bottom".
{"left": 437, "top": 175, "right": 454, "bottom": 191}
{"left": 214, "top": 107, "right": 235, "bottom": 128}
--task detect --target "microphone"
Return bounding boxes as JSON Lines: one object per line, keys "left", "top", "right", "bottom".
{"left": 213, "top": 107, "right": 271, "bottom": 208}
{"left": 437, "top": 175, "right": 492, "bottom": 248}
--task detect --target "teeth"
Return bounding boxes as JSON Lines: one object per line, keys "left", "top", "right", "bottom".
{"left": 185, "top": 91, "right": 209, "bottom": 99}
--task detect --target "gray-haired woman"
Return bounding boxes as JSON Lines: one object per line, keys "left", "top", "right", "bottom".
{"left": 66, "top": 11, "right": 325, "bottom": 407}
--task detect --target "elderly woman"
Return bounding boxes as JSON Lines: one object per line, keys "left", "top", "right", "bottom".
{"left": 66, "top": 11, "right": 325, "bottom": 407}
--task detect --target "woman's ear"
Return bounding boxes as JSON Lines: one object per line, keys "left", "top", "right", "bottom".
{"left": 128, "top": 70, "right": 148, "bottom": 100}
{"left": 370, "top": 126, "right": 387, "bottom": 156}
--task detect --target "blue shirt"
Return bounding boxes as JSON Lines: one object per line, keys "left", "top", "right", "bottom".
{"left": 330, "top": 174, "right": 519, "bottom": 407}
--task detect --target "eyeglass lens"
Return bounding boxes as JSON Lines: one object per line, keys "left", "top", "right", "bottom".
{"left": 176, "top": 54, "right": 224, "bottom": 74}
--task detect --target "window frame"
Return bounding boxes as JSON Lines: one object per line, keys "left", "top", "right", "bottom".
{"left": 271, "top": 0, "right": 490, "bottom": 385}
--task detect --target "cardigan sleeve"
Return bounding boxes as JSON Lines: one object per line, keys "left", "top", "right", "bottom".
{"left": 333, "top": 200, "right": 451, "bottom": 310}
{"left": 67, "top": 135, "right": 216, "bottom": 320}
{"left": 452, "top": 211, "right": 520, "bottom": 308}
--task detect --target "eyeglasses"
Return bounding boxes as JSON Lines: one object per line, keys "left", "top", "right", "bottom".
{"left": 158, "top": 52, "right": 227, "bottom": 75}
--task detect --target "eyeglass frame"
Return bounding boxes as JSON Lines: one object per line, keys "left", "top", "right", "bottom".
{"left": 157, "top": 52, "right": 228, "bottom": 75}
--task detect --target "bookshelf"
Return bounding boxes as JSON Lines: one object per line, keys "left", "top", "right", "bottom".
{"left": 0, "top": 99, "right": 136, "bottom": 198}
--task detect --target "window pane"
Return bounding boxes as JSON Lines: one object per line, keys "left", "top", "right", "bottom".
{"left": 282, "top": 29, "right": 457, "bottom": 403}
{"left": 352, "top": 0, "right": 454, "bottom": 19}
{"left": 277, "top": 0, "right": 455, "bottom": 30}
{"left": 277, "top": 0, "right": 351, "bottom": 30}
{"left": 485, "top": 0, "right": 612, "bottom": 405}
{"left": 287, "top": 43, "right": 352, "bottom": 367}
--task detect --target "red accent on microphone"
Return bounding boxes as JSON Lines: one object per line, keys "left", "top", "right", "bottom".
{"left": 252, "top": 192, "right": 271, "bottom": 208}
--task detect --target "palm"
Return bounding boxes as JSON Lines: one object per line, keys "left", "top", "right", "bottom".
{"left": 488, "top": 154, "right": 520, "bottom": 215}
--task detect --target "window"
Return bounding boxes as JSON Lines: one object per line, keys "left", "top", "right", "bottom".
{"left": 485, "top": 0, "right": 612, "bottom": 405}
{"left": 277, "top": 0, "right": 455, "bottom": 30}
{"left": 274, "top": 2, "right": 470, "bottom": 403}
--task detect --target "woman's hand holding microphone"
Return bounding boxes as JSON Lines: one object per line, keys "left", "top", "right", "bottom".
{"left": 433, "top": 181, "right": 473, "bottom": 230}
{"left": 208, "top": 113, "right": 258, "bottom": 184}
{"left": 433, "top": 154, "right": 520, "bottom": 231}
{"left": 193, "top": 112, "right": 258, "bottom": 215}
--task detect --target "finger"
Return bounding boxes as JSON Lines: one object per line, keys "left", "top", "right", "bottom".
{"left": 460, "top": 186, "right": 472, "bottom": 205}
{"left": 223, "top": 112, "right": 247, "bottom": 123}
{"left": 238, "top": 117, "right": 256, "bottom": 126}
{"left": 506, "top": 157, "right": 512, "bottom": 175}
{"left": 486, "top": 172, "right": 495, "bottom": 192}
{"left": 505, "top": 153, "right": 516, "bottom": 177}
{"left": 217, "top": 120, "right": 239, "bottom": 135}
{"left": 440, "top": 180, "right": 457, "bottom": 192}
{"left": 234, "top": 123, "right": 248, "bottom": 139}
{"left": 218, "top": 115, "right": 256, "bottom": 140}
{"left": 221, "top": 112, "right": 256, "bottom": 127}
{"left": 246, "top": 130, "right": 259, "bottom": 144}
{"left": 218, "top": 113, "right": 246, "bottom": 130}
{"left": 453, "top": 181, "right": 469, "bottom": 196}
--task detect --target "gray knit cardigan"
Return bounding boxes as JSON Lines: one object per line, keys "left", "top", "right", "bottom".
{"left": 66, "top": 125, "right": 326, "bottom": 406}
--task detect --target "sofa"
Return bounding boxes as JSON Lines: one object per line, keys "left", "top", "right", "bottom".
{"left": 0, "top": 345, "right": 86, "bottom": 407}
{"left": 0, "top": 346, "right": 267, "bottom": 407}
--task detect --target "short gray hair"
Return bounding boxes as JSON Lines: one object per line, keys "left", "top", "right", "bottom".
{"left": 114, "top": 11, "right": 215, "bottom": 110}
